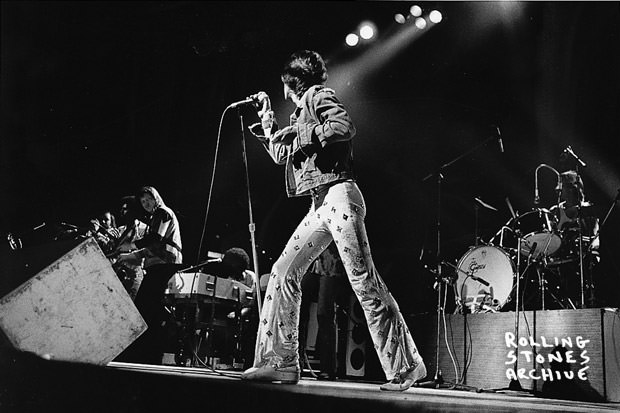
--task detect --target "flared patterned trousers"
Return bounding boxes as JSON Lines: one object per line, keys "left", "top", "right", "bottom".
{"left": 253, "top": 181, "right": 423, "bottom": 380}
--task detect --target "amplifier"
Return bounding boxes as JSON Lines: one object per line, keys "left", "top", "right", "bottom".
{"left": 165, "top": 272, "right": 253, "bottom": 305}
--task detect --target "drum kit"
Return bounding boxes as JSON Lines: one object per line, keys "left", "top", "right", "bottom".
{"left": 453, "top": 205, "right": 587, "bottom": 314}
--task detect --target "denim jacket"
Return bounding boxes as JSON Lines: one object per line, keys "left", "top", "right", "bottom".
{"left": 250, "top": 85, "right": 356, "bottom": 197}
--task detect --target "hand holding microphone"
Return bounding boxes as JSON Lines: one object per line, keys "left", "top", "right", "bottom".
{"left": 253, "top": 91, "right": 275, "bottom": 134}
{"left": 229, "top": 91, "right": 268, "bottom": 109}
{"left": 253, "top": 91, "right": 271, "bottom": 115}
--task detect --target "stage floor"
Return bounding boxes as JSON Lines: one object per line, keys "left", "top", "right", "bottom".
{"left": 103, "top": 362, "right": 618, "bottom": 413}
{"left": 2, "top": 344, "right": 618, "bottom": 413}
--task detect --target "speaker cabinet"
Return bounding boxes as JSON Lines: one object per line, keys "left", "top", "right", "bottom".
{"left": 345, "top": 294, "right": 367, "bottom": 377}
{"left": 0, "top": 238, "right": 147, "bottom": 365}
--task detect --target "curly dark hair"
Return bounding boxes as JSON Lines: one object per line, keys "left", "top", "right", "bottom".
{"left": 222, "top": 247, "right": 251, "bottom": 278}
{"left": 281, "top": 50, "right": 328, "bottom": 98}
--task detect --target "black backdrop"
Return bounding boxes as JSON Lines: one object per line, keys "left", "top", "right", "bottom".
{"left": 2, "top": 2, "right": 619, "bottom": 313}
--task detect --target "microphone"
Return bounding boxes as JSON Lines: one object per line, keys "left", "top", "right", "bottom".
{"left": 470, "top": 273, "right": 490, "bottom": 287}
{"left": 59, "top": 222, "right": 79, "bottom": 230}
{"left": 563, "top": 146, "right": 586, "bottom": 168}
{"left": 228, "top": 94, "right": 261, "bottom": 109}
{"left": 496, "top": 126, "right": 504, "bottom": 153}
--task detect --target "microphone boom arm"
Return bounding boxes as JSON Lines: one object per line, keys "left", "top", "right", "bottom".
{"left": 534, "top": 163, "right": 561, "bottom": 205}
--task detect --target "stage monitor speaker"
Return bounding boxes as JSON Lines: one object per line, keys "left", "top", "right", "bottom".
{"left": 0, "top": 237, "right": 147, "bottom": 365}
{"left": 345, "top": 294, "right": 367, "bottom": 377}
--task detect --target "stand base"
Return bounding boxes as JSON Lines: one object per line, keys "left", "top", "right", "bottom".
{"left": 415, "top": 373, "right": 480, "bottom": 392}
{"left": 483, "top": 379, "right": 536, "bottom": 396}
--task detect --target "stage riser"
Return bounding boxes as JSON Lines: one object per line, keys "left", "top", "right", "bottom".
{"left": 407, "top": 309, "right": 620, "bottom": 402}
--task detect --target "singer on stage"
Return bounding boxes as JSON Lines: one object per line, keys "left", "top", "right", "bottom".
{"left": 242, "top": 50, "right": 426, "bottom": 391}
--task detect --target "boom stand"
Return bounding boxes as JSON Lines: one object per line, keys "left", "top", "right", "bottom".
{"left": 417, "top": 132, "right": 500, "bottom": 391}
{"left": 485, "top": 234, "right": 535, "bottom": 394}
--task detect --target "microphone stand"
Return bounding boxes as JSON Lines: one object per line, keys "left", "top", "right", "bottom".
{"left": 484, "top": 232, "right": 537, "bottom": 394}
{"left": 418, "top": 134, "right": 500, "bottom": 390}
{"left": 236, "top": 108, "right": 263, "bottom": 314}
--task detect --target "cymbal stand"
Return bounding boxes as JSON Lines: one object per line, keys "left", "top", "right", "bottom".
{"left": 534, "top": 236, "right": 554, "bottom": 310}
{"left": 577, "top": 204, "right": 587, "bottom": 308}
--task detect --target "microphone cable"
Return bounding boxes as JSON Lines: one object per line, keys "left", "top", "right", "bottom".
{"left": 195, "top": 106, "right": 232, "bottom": 265}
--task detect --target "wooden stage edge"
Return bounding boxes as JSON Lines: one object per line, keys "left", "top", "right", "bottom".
{"left": 1, "top": 345, "right": 619, "bottom": 413}
{"left": 103, "top": 361, "right": 618, "bottom": 413}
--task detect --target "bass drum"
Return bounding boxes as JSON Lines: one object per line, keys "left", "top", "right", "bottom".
{"left": 454, "top": 245, "right": 516, "bottom": 313}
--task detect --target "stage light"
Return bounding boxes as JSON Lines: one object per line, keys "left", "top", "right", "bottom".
{"left": 410, "top": 5, "right": 422, "bottom": 17}
{"left": 394, "top": 13, "right": 406, "bottom": 24}
{"left": 414, "top": 17, "right": 427, "bottom": 29}
{"left": 359, "top": 22, "right": 376, "bottom": 40}
{"left": 345, "top": 33, "right": 359, "bottom": 47}
{"left": 429, "top": 10, "right": 443, "bottom": 24}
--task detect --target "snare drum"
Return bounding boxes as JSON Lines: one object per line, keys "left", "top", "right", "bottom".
{"left": 454, "top": 245, "right": 516, "bottom": 313}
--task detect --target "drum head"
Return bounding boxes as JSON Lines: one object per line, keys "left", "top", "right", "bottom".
{"left": 521, "top": 232, "right": 562, "bottom": 259}
{"left": 455, "top": 245, "right": 515, "bottom": 313}
{"left": 508, "top": 208, "right": 562, "bottom": 258}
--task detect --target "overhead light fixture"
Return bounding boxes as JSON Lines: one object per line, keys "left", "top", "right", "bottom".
{"left": 345, "top": 33, "right": 360, "bottom": 47}
{"left": 410, "top": 5, "right": 423, "bottom": 17}
{"left": 429, "top": 10, "right": 443, "bottom": 24}
{"left": 359, "top": 21, "right": 377, "bottom": 40}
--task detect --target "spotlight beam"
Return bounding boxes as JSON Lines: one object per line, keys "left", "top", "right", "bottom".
{"left": 330, "top": 18, "right": 438, "bottom": 95}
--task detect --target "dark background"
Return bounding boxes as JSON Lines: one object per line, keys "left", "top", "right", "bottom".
{"left": 2, "top": 1, "right": 619, "bottom": 313}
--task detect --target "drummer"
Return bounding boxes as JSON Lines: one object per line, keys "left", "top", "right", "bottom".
{"left": 548, "top": 170, "right": 600, "bottom": 307}
{"left": 550, "top": 170, "right": 600, "bottom": 259}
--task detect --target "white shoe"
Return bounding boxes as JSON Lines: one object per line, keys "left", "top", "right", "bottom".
{"left": 380, "top": 361, "right": 427, "bottom": 391}
{"left": 241, "top": 364, "right": 300, "bottom": 384}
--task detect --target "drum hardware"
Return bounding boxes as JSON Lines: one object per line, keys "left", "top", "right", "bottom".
{"left": 473, "top": 197, "right": 498, "bottom": 247}
{"left": 491, "top": 208, "right": 563, "bottom": 261}
{"left": 514, "top": 241, "right": 570, "bottom": 311}
{"left": 443, "top": 260, "right": 494, "bottom": 314}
